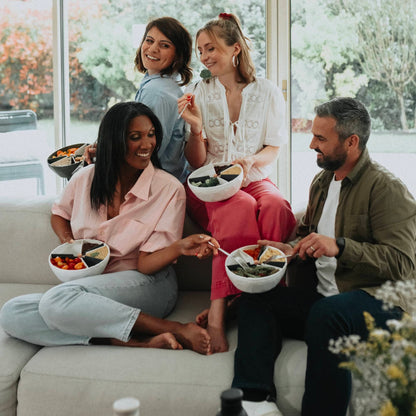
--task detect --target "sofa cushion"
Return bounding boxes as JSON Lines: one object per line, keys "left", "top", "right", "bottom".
{"left": 0, "top": 283, "right": 55, "bottom": 416}
{"left": 0, "top": 130, "right": 48, "bottom": 163}
{"left": 16, "top": 291, "right": 233, "bottom": 416}
{"left": 0, "top": 330, "right": 41, "bottom": 416}
{"left": 275, "top": 339, "right": 307, "bottom": 416}
{"left": 13, "top": 290, "right": 306, "bottom": 416}
{"left": 0, "top": 197, "right": 61, "bottom": 285}
{"left": 0, "top": 283, "right": 55, "bottom": 308}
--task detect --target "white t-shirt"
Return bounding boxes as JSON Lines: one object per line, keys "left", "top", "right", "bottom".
{"left": 186, "top": 77, "right": 287, "bottom": 186}
{"left": 315, "top": 175, "right": 342, "bottom": 296}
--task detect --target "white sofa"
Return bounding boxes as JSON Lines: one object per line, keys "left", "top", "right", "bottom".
{"left": 0, "top": 196, "right": 308, "bottom": 416}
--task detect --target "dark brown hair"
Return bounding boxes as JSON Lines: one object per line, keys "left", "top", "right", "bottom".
{"left": 315, "top": 97, "right": 371, "bottom": 150}
{"left": 134, "top": 17, "right": 192, "bottom": 86}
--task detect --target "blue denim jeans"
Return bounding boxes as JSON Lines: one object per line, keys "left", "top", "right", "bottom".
{"left": 0, "top": 268, "right": 177, "bottom": 346}
{"left": 232, "top": 286, "right": 402, "bottom": 416}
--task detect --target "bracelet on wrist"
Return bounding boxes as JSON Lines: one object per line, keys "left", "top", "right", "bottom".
{"left": 190, "top": 130, "right": 206, "bottom": 143}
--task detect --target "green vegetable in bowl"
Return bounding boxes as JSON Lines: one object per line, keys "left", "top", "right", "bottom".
{"left": 191, "top": 177, "right": 220, "bottom": 187}
{"left": 232, "top": 264, "right": 278, "bottom": 277}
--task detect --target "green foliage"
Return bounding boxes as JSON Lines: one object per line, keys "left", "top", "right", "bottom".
{"left": 77, "top": 23, "right": 138, "bottom": 100}
{"left": 292, "top": 0, "right": 416, "bottom": 130}
{"left": 291, "top": 0, "right": 361, "bottom": 119}
{"left": 0, "top": 0, "right": 265, "bottom": 121}
{"left": 0, "top": 5, "right": 53, "bottom": 114}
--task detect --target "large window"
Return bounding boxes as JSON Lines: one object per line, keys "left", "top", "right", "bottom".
{"left": 0, "top": 0, "right": 55, "bottom": 195}
{"left": 291, "top": 0, "right": 416, "bottom": 206}
{"left": 0, "top": 0, "right": 267, "bottom": 197}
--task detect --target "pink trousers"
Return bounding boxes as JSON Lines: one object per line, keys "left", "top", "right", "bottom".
{"left": 186, "top": 179, "right": 297, "bottom": 300}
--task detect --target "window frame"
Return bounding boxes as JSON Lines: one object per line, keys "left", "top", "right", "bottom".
{"left": 266, "top": 0, "right": 291, "bottom": 201}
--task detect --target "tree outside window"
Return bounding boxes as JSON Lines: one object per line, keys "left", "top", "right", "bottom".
{"left": 291, "top": 0, "right": 416, "bottom": 203}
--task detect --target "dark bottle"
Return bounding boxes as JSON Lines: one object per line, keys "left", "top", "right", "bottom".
{"left": 216, "top": 388, "right": 248, "bottom": 416}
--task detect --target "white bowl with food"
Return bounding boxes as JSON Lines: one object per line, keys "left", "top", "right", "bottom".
{"left": 49, "top": 239, "right": 110, "bottom": 282}
{"left": 225, "top": 244, "right": 288, "bottom": 293}
{"left": 187, "top": 163, "right": 243, "bottom": 202}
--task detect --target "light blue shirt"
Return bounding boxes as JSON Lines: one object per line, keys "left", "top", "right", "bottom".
{"left": 135, "top": 73, "right": 189, "bottom": 183}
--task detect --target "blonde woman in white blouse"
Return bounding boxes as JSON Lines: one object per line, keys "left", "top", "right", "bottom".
{"left": 178, "top": 13, "right": 296, "bottom": 354}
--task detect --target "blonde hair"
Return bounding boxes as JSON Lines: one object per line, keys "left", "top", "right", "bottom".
{"left": 196, "top": 13, "right": 256, "bottom": 84}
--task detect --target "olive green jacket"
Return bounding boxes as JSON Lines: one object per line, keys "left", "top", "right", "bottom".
{"left": 296, "top": 148, "right": 416, "bottom": 313}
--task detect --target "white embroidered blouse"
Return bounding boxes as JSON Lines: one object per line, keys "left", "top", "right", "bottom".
{"left": 185, "top": 77, "right": 287, "bottom": 186}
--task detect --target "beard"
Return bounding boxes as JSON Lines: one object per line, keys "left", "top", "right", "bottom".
{"left": 315, "top": 149, "right": 347, "bottom": 171}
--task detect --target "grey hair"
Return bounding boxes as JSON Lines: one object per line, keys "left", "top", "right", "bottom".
{"left": 314, "top": 97, "right": 371, "bottom": 150}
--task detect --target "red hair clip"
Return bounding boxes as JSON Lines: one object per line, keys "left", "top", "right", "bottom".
{"left": 219, "top": 12, "right": 232, "bottom": 20}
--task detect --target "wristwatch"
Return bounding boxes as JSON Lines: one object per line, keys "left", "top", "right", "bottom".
{"left": 335, "top": 237, "right": 345, "bottom": 258}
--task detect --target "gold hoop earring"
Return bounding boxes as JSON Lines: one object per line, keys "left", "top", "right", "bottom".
{"left": 232, "top": 55, "right": 239, "bottom": 68}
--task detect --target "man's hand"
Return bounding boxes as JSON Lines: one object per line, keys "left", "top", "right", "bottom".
{"left": 292, "top": 233, "right": 339, "bottom": 260}
{"left": 257, "top": 240, "right": 295, "bottom": 262}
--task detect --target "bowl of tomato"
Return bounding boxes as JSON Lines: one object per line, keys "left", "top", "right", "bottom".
{"left": 47, "top": 143, "right": 89, "bottom": 180}
{"left": 225, "top": 244, "right": 287, "bottom": 293}
{"left": 49, "top": 239, "right": 110, "bottom": 282}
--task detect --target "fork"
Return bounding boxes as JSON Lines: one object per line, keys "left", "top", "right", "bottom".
{"left": 266, "top": 253, "right": 292, "bottom": 261}
{"left": 208, "top": 242, "right": 257, "bottom": 277}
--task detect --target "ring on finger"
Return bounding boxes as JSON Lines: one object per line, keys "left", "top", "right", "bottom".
{"left": 310, "top": 245, "right": 316, "bottom": 252}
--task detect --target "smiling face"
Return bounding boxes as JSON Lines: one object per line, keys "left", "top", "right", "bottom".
{"left": 140, "top": 27, "right": 176, "bottom": 75}
{"left": 310, "top": 116, "right": 349, "bottom": 171}
{"left": 197, "top": 30, "right": 239, "bottom": 77}
{"left": 124, "top": 115, "right": 156, "bottom": 172}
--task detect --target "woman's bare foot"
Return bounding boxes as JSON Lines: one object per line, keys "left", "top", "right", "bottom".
{"left": 206, "top": 324, "right": 229, "bottom": 353}
{"left": 202, "top": 298, "right": 229, "bottom": 354}
{"left": 109, "top": 333, "right": 183, "bottom": 350}
{"left": 174, "top": 322, "right": 211, "bottom": 355}
{"left": 196, "top": 296, "right": 241, "bottom": 329}
{"left": 196, "top": 310, "right": 229, "bottom": 352}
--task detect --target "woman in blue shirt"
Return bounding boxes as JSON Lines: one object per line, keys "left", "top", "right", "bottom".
{"left": 134, "top": 17, "right": 192, "bottom": 183}
{"left": 85, "top": 17, "right": 192, "bottom": 183}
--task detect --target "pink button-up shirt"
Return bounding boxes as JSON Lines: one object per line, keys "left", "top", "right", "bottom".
{"left": 52, "top": 163, "right": 186, "bottom": 273}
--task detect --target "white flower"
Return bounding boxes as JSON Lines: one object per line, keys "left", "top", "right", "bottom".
{"left": 330, "top": 279, "right": 416, "bottom": 415}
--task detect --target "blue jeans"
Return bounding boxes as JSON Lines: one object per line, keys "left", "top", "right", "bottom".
{"left": 0, "top": 268, "right": 177, "bottom": 346}
{"left": 232, "top": 286, "right": 402, "bottom": 415}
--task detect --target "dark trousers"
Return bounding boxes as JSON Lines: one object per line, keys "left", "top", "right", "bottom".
{"left": 232, "top": 286, "right": 402, "bottom": 416}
